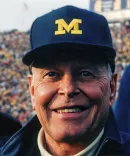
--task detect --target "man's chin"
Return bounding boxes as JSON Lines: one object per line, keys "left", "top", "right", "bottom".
{"left": 50, "top": 128, "right": 90, "bottom": 144}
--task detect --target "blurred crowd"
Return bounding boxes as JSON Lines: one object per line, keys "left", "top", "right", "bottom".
{"left": 110, "top": 21, "right": 130, "bottom": 92}
{"left": 0, "top": 21, "right": 130, "bottom": 125}
{"left": 0, "top": 30, "right": 34, "bottom": 125}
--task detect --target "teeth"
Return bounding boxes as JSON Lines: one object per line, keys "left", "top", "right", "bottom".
{"left": 57, "top": 108, "right": 82, "bottom": 113}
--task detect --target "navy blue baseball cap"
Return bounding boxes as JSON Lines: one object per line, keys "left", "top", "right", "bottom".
{"left": 22, "top": 5, "right": 116, "bottom": 72}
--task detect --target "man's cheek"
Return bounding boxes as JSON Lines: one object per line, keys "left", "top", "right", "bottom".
{"left": 34, "top": 83, "right": 58, "bottom": 106}
{"left": 82, "top": 85, "right": 104, "bottom": 99}
{"left": 90, "top": 82, "right": 109, "bottom": 97}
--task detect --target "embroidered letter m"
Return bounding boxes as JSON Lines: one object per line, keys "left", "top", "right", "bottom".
{"left": 55, "top": 19, "right": 82, "bottom": 35}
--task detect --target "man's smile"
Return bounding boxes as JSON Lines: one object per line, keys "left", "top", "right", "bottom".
{"left": 51, "top": 104, "right": 93, "bottom": 120}
{"left": 56, "top": 107, "right": 84, "bottom": 113}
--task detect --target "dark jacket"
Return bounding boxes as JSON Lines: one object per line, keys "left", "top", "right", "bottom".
{"left": 113, "top": 65, "right": 130, "bottom": 133}
{"left": 0, "top": 112, "right": 22, "bottom": 147}
{"left": 0, "top": 109, "right": 130, "bottom": 156}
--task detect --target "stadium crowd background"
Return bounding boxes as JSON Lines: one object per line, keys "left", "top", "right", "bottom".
{"left": 0, "top": 21, "right": 130, "bottom": 125}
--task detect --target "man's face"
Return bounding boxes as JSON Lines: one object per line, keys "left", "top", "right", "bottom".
{"left": 28, "top": 55, "right": 117, "bottom": 144}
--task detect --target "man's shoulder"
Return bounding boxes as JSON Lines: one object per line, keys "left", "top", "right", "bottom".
{"left": 102, "top": 132, "right": 130, "bottom": 156}
{"left": 120, "top": 131, "right": 130, "bottom": 155}
{"left": 102, "top": 109, "right": 130, "bottom": 155}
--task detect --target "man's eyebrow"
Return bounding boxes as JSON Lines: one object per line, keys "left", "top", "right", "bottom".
{"left": 76, "top": 63, "right": 108, "bottom": 73}
{"left": 36, "top": 67, "right": 60, "bottom": 74}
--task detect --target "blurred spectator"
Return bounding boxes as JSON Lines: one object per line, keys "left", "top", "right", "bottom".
{"left": 110, "top": 21, "right": 130, "bottom": 94}
{"left": 113, "top": 65, "right": 130, "bottom": 133}
{"left": 0, "top": 112, "right": 21, "bottom": 147}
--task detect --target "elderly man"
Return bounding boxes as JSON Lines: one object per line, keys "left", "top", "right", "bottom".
{"left": 1, "top": 5, "right": 130, "bottom": 156}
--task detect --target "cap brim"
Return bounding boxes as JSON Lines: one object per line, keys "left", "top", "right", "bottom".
{"left": 22, "top": 42, "right": 116, "bottom": 66}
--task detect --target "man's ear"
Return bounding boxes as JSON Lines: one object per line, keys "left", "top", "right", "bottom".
{"left": 28, "top": 74, "right": 35, "bottom": 110}
{"left": 109, "top": 73, "right": 118, "bottom": 105}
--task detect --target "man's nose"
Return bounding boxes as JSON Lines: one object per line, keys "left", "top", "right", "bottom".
{"left": 58, "top": 75, "right": 80, "bottom": 98}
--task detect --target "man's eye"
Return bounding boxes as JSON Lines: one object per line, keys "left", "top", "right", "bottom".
{"left": 80, "top": 71, "right": 93, "bottom": 77}
{"left": 46, "top": 72, "right": 59, "bottom": 77}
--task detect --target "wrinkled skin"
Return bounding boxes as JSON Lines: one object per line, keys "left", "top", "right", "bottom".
{"left": 28, "top": 55, "right": 117, "bottom": 156}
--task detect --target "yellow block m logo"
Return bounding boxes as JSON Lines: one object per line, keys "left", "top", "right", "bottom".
{"left": 55, "top": 19, "right": 82, "bottom": 35}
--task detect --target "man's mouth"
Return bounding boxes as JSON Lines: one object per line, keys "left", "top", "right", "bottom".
{"left": 55, "top": 106, "right": 87, "bottom": 113}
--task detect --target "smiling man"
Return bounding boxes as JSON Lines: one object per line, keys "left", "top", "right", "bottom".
{"left": 1, "top": 5, "right": 130, "bottom": 156}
